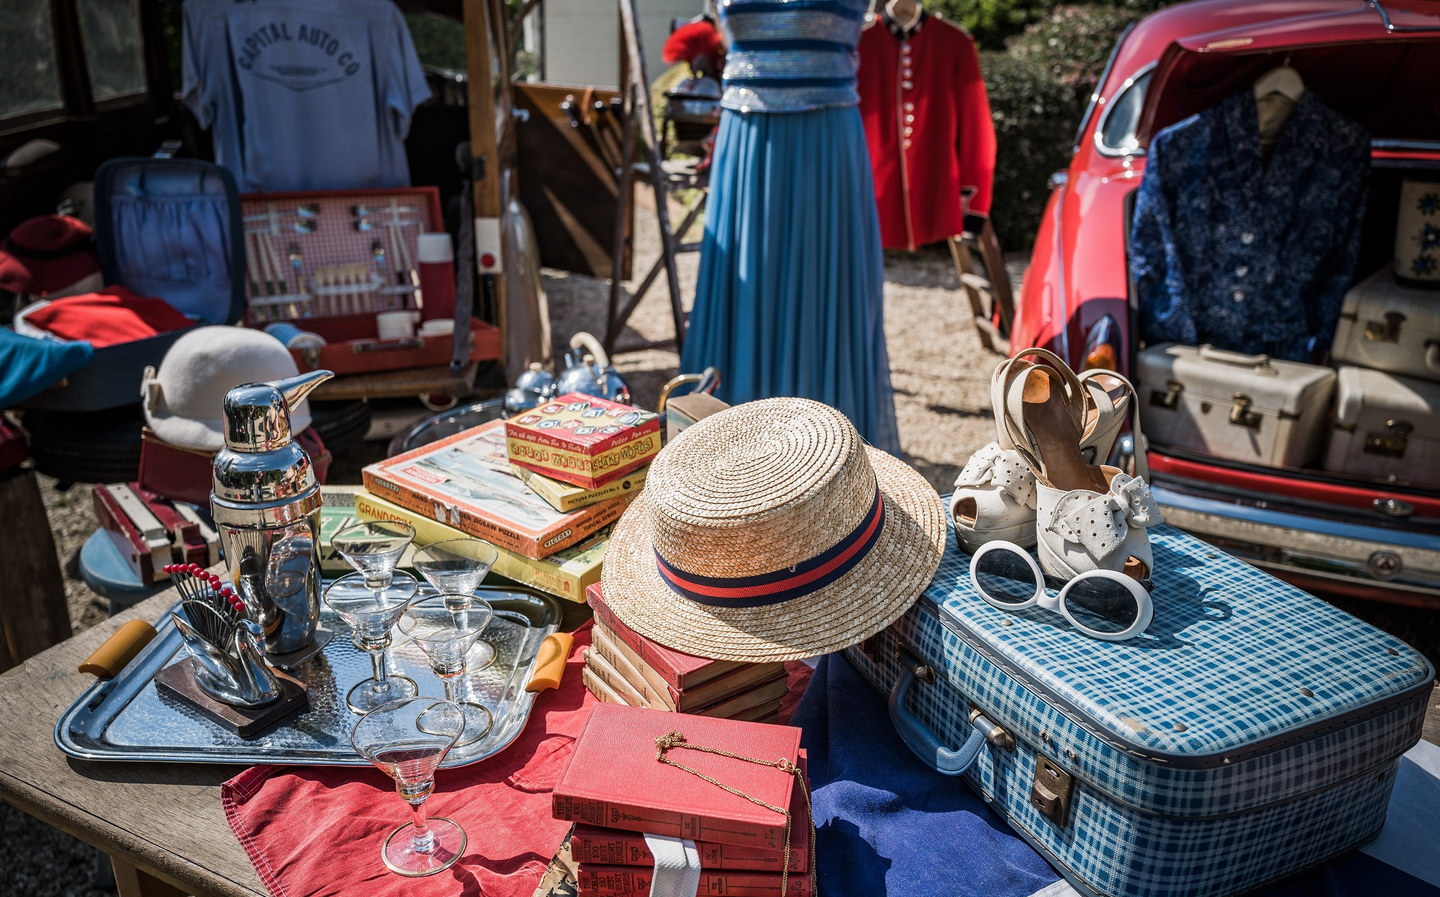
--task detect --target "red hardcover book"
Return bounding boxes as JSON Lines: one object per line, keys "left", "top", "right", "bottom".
{"left": 570, "top": 796, "right": 808, "bottom": 873}
{"left": 587, "top": 585, "right": 756, "bottom": 691}
{"left": 576, "top": 865, "right": 811, "bottom": 897}
{"left": 552, "top": 704, "right": 803, "bottom": 850}
{"left": 591, "top": 623, "right": 785, "bottom": 713}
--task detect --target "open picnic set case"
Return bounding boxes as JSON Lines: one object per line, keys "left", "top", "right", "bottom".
{"left": 236, "top": 186, "right": 500, "bottom": 375}
{"left": 18, "top": 156, "right": 501, "bottom": 414}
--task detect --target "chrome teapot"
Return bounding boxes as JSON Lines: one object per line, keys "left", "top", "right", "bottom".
{"left": 503, "top": 332, "right": 631, "bottom": 416}
{"left": 554, "top": 332, "right": 631, "bottom": 404}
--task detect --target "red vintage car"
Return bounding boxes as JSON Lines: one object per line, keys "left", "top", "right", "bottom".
{"left": 1014, "top": 0, "right": 1440, "bottom": 608}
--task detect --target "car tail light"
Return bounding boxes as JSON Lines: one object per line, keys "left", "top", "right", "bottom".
{"left": 1081, "top": 314, "right": 1121, "bottom": 371}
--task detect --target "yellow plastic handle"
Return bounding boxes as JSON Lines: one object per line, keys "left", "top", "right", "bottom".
{"left": 525, "top": 632, "right": 574, "bottom": 693}
{"left": 78, "top": 620, "right": 157, "bottom": 679}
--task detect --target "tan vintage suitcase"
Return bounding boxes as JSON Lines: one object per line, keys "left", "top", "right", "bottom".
{"left": 1323, "top": 366, "right": 1440, "bottom": 487}
{"left": 1138, "top": 343, "right": 1336, "bottom": 468}
{"left": 1332, "top": 265, "right": 1440, "bottom": 382}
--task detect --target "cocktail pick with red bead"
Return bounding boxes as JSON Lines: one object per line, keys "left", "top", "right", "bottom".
{"left": 164, "top": 564, "right": 248, "bottom": 644}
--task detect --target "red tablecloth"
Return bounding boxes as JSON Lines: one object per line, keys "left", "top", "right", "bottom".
{"left": 223, "top": 627, "right": 597, "bottom": 897}
{"left": 222, "top": 627, "right": 815, "bottom": 897}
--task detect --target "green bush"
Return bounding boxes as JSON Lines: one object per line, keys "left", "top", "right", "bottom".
{"left": 927, "top": 0, "right": 1052, "bottom": 51}
{"left": 1008, "top": 5, "right": 1144, "bottom": 103}
{"left": 980, "top": 51, "right": 1077, "bottom": 252}
{"left": 929, "top": 0, "right": 1168, "bottom": 49}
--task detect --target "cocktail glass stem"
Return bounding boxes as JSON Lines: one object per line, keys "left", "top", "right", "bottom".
{"left": 369, "top": 646, "right": 390, "bottom": 693}
{"left": 401, "top": 786, "right": 436, "bottom": 855}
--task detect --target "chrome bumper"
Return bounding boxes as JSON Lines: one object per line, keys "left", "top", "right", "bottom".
{"left": 1150, "top": 483, "right": 1440, "bottom": 600}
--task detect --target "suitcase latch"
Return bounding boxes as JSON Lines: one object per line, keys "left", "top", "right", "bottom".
{"left": 1150, "top": 380, "right": 1183, "bottom": 409}
{"left": 967, "top": 704, "right": 1015, "bottom": 751}
{"left": 1030, "top": 756, "right": 1074, "bottom": 827}
{"left": 1228, "top": 393, "right": 1262, "bottom": 429}
{"left": 1364, "top": 420, "right": 1412, "bottom": 458}
{"left": 1363, "top": 312, "right": 1405, "bottom": 343}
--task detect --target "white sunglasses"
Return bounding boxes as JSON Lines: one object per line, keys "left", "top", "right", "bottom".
{"left": 968, "top": 541, "right": 1154, "bottom": 641}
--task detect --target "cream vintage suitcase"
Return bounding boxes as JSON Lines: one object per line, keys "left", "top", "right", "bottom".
{"left": 1323, "top": 366, "right": 1440, "bottom": 487}
{"left": 1332, "top": 265, "right": 1440, "bottom": 382}
{"left": 1138, "top": 343, "right": 1336, "bottom": 468}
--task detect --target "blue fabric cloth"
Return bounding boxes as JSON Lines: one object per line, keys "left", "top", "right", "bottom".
{"left": 1131, "top": 90, "right": 1369, "bottom": 362}
{"left": 717, "top": 0, "right": 865, "bottom": 113}
{"left": 0, "top": 328, "right": 94, "bottom": 407}
{"left": 795, "top": 652, "right": 1440, "bottom": 897}
{"left": 680, "top": 105, "right": 900, "bottom": 453}
{"left": 182, "top": 0, "right": 429, "bottom": 192}
{"left": 793, "top": 653, "right": 1062, "bottom": 897}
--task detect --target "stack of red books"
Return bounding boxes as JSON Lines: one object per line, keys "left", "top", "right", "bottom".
{"left": 583, "top": 584, "right": 788, "bottom": 723}
{"left": 552, "top": 704, "right": 813, "bottom": 897}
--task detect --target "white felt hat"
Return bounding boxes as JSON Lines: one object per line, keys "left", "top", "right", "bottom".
{"left": 142, "top": 326, "right": 312, "bottom": 451}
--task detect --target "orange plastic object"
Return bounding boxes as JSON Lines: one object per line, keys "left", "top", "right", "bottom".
{"left": 525, "top": 632, "right": 574, "bottom": 693}
{"left": 78, "top": 619, "right": 157, "bottom": 679}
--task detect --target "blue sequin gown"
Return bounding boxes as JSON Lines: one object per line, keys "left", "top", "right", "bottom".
{"left": 679, "top": 0, "right": 901, "bottom": 453}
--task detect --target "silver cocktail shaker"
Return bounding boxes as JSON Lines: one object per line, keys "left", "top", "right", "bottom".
{"left": 210, "top": 370, "right": 334, "bottom": 659}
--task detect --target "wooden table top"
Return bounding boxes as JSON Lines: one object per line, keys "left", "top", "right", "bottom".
{"left": 0, "top": 590, "right": 265, "bottom": 897}
{"left": 2, "top": 587, "right": 1437, "bottom": 897}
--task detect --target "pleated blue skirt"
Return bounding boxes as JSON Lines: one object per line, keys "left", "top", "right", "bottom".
{"left": 681, "top": 104, "right": 901, "bottom": 454}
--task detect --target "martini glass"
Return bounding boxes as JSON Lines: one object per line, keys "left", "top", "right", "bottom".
{"left": 352, "top": 697, "right": 467, "bottom": 877}
{"left": 413, "top": 538, "right": 499, "bottom": 670}
{"left": 324, "top": 572, "right": 420, "bottom": 713}
{"left": 332, "top": 520, "right": 416, "bottom": 589}
{"left": 397, "top": 595, "right": 495, "bottom": 746}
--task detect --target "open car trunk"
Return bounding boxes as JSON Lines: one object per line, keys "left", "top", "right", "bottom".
{"left": 1120, "top": 1, "right": 1440, "bottom": 603}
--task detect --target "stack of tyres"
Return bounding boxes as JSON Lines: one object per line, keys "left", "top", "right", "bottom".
{"left": 846, "top": 521, "right": 1433, "bottom": 897}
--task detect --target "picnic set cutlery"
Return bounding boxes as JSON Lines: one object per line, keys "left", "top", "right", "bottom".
{"left": 243, "top": 200, "right": 422, "bottom": 323}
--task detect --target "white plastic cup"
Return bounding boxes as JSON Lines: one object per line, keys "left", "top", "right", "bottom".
{"left": 376, "top": 310, "right": 419, "bottom": 340}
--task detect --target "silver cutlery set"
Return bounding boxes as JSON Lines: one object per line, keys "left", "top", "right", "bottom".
{"left": 244, "top": 201, "right": 422, "bottom": 322}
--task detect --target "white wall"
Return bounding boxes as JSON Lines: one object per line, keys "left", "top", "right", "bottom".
{"left": 538, "top": 0, "right": 705, "bottom": 89}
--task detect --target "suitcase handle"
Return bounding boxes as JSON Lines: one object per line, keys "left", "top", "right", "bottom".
{"left": 888, "top": 660, "right": 984, "bottom": 776}
{"left": 1198, "top": 344, "right": 1274, "bottom": 372}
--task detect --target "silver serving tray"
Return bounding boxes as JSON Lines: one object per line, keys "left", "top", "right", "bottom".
{"left": 56, "top": 586, "right": 562, "bottom": 768}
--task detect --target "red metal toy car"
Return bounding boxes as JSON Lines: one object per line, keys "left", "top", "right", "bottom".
{"left": 1014, "top": 0, "right": 1440, "bottom": 608}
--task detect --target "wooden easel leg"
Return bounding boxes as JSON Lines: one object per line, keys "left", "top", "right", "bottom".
{"left": 617, "top": 0, "right": 687, "bottom": 355}
{"left": 111, "top": 857, "right": 189, "bottom": 897}
{"left": 605, "top": 89, "right": 639, "bottom": 355}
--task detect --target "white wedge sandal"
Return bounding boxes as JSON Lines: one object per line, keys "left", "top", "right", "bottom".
{"left": 950, "top": 442, "right": 1037, "bottom": 553}
{"left": 996, "top": 351, "right": 1161, "bottom": 581}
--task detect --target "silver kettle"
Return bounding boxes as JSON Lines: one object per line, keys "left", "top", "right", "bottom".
{"left": 504, "top": 362, "right": 558, "bottom": 416}
{"left": 554, "top": 332, "right": 631, "bottom": 404}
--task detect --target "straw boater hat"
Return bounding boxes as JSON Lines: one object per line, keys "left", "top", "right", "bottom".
{"left": 602, "top": 398, "right": 946, "bottom": 662}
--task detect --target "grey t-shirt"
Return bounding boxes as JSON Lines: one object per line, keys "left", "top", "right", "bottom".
{"left": 182, "top": 0, "right": 431, "bottom": 192}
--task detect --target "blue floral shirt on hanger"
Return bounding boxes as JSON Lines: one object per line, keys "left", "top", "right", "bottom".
{"left": 1131, "top": 90, "right": 1370, "bottom": 362}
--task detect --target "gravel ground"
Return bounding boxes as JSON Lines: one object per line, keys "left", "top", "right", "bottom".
{"left": 7, "top": 201, "right": 1437, "bottom": 896}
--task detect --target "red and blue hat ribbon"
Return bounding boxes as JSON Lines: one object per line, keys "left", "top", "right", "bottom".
{"left": 654, "top": 489, "right": 886, "bottom": 608}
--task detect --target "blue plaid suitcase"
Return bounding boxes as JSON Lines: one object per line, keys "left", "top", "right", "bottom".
{"left": 845, "top": 521, "right": 1434, "bottom": 897}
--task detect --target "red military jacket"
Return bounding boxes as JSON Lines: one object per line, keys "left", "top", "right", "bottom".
{"left": 858, "top": 10, "right": 996, "bottom": 250}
